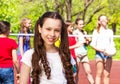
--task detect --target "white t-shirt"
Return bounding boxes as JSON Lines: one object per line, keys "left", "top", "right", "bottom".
{"left": 21, "top": 49, "right": 67, "bottom": 84}
{"left": 90, "top": 28, "right": 115, "bottom": 50}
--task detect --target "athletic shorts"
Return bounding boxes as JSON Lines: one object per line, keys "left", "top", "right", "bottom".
{"left": 76, "top": 54, "right": 89, "bottom": 63}
{"left": 96, "top": 51, "right": 110, "bottom": 59}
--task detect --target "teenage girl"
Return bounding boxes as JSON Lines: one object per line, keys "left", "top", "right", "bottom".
{"left": 17, "top": 18, "right": 32, "bottom": 60}
{"left": 90, "top": 15, "right": 115, "bottom": 84}
{"left": 17, "top": 18, "right": 32, "bottom": 84}
{"left": 73, "top": 18, "right": 94, "bottom": 84}
{"left": 65, "top": 20, "right": 77, "bottom": 82}
{"left": 20, "top": 12, "right": 75, "bottom": 84}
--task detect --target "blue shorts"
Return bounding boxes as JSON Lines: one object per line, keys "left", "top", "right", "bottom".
{"left": 96, "top": 51, "right": 110, "bottom": 59}
{"left": 0, "top": 68, "right": 14, "bottom": 84}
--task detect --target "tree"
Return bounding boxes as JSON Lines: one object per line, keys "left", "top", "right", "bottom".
{"left": 0, "top": 0, "right": 21, "bottom": 32}
{"left": 65, "top": 0, "right": 72, "bottom": 20}
{"left": 108, "top": 0, "right": 120, "bottom": 34}
{"left": 0, "top": 0, "right": 119, "bottom": 34}
{"left": 72, "top": 0, "right": 106, "bottom": 24}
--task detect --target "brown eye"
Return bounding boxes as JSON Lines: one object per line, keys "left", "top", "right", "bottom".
{"left": 46, "top": 28, "right": 51, "bottom": 31}
{"left": 55, "top": 29, "right": 60, "bottom": 32}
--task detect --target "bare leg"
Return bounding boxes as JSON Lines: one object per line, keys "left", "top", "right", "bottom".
{"left": 103, "top": 58, "right": 112, "bottom": 84}
{"left": 83, "top": 62, "right": 94, "bottom": 84}
{"left": 76, "top": 62, "right": 80, "bottom": 84}
{"left": 95, "top": 58, "right": 104, "bottom": 84}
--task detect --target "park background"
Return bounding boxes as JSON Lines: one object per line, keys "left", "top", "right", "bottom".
{"left": 0, "top": 0, "right": 120, "bottom": 60}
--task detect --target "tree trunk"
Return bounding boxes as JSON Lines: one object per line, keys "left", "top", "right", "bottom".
{"left": 65, "top": 0, "right": 72, "bottom": 20}
{"left": 112, "top": 23, "right": 116, "bottom": 35}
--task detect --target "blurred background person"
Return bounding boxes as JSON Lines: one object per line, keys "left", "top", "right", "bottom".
{"left": 90, "top": 15, "right": 115, "bottom": 84}
{"left": 65, "top": 20, "right": 77, "bottom": 82}
{"left": 73, "top": 18, "right": 94, "bottom": 84}
{"left": 0, "top": 21, "right": 20, "bottom": 84}
{"left": 17, "top": 18, "right": 32, "bottom": 84}
{"left": 17, "top": 18, "right": 32, "bottom": 63}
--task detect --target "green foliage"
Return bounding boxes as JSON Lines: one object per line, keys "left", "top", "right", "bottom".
{"left": 87, "top": 45, "right": 95, "bottom": 60}
{"left": 107, "top": 0, "right": 120, "bottom": 27}
{"left": 0, "top": 0, "right": 120, "bottom": 34}
{"left": 0, "top": 0, "right": 21, "bottom": 33}
{"left": 84, "top": 21, "right": 96, "bottom": 34}
{"left": 112, "top": 38, "right": 120, "bottom": 60}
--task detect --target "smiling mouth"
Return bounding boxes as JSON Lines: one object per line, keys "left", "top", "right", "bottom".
{"left": 48, "top": 38, "right": 55, "bottom": 42}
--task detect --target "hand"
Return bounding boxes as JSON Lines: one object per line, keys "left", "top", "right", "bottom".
{"left": 16, "top": 73, "right": 20, "bottom": 84}
{"left": 101, "top": 49, "right": 109, "bottom": 56}
{"left": 100, "top": 49, "right": 105, "bottom": 53}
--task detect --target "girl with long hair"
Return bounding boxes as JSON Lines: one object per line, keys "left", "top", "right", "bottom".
{"left": 17, "top": 18, "right": 32, "bottom": 59}
{"left": 20, "top": 12, "right": 75, "bottom": 84}
{"left": 73, "top": 18, "right": 94, "bottom": 84}
{"left": 90, "top": 15, "right": 115, "bottom": 84}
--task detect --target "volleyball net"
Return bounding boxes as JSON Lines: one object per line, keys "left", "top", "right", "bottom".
{"left": 9, "top": 33, "right": 120, "bottom": 38}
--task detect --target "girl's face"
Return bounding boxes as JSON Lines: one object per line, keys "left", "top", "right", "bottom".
{"left": 24, "top": 20, "right": 31, "bottom": 28}
{"left": 39, "top": 18, "right": 62, "bottom": 47}
{"left": 99, "top": 16, "right": 108, "bottom": 28}
{"left": 77, "top": 20, "right": 84, "bottom": 30}
{"left": 67, "top": 25, "right": 73, "bottom": 34}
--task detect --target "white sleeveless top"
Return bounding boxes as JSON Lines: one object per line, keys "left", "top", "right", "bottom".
{"left": 21, "top": 49, "right": 67, "bottom": 84}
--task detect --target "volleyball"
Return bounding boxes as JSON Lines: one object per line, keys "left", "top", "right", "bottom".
{"left": 104, "top": 46, "right": 116, "bottom": 57}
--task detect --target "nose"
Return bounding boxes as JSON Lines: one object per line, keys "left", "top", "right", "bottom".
{"left": 50, "top": 30, "right": 55, "bottom": 36}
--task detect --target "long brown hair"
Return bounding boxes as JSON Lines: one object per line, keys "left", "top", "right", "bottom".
{"left": 20, "top": 18, "right": 31, "bottom": 33}
{"left": 96, "top": 15, "right": 102, "bottom": 33}
{"left": 65, "top": 20, "right": 74, "bottom": 34}
{"left": 19, "top": 18, "right": 31, "bottom": 42}
{"left": 31, "top": 11, "right": 75, "bottom": 84}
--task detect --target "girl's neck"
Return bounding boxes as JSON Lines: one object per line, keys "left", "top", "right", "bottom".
{"left": 100, "top": 26, "right": 107, "bottom": 30}
{"left": 45, "top": 45, "right": 58, "bottom": 53}
{"left": 0, "top": 34, "right": 7, "bottom": 37}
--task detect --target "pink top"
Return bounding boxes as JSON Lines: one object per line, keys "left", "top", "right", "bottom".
{"left": 0, "top": 37, "right": 18, "bottom": 68}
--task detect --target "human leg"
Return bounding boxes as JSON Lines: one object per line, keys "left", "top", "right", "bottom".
{"left": 95, "top": 58, "right": 104, "bottom": 84}
{"left": 103, "top": 57, "right": 112, "bottom": 84}
{"left": 76, "top": 55, "right": 81, "bottom": 84}
{"left": 82, "top": 56, "right": 94, "bottom": 84}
